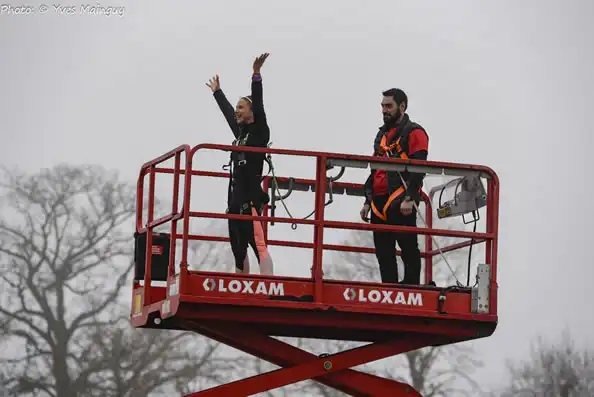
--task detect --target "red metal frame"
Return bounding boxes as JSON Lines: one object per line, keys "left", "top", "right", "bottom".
{"left": 130, "top": 143, "right": 500, "bottom": 396}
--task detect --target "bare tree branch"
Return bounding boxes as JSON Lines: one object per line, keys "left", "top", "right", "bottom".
{"left": 0, "top": 164, "right": 137, "bottom": 396}
{"left": 0, "top": 164, "right": 243, "bottom": 397}
{"left": 496, "top": 330, "right": 594, "bottom": 397}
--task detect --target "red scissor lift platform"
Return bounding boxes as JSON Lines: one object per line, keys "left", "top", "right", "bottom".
{"left": 130, "top": 143, "right": 500, "bottom": 396}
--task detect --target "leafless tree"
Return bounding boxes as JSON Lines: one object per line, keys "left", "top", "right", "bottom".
{"left": 496, "top": 330, "right": 594, "bottom": 397}
{"left": 0, "top": 164, "right": 242, "bottom": 397}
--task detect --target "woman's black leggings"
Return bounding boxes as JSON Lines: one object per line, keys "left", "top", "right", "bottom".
{"left": 227, "top": 175, "right": 272, "bottom": 273}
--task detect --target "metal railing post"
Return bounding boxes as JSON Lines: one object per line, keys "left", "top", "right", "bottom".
{"left": 311, "top": 156, "right": 326, "bottom": 303}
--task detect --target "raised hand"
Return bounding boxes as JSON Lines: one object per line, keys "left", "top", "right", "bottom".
{"left": 252, "top": 53, "right": 270, "bottom": 74}
{"left": 205, "top": 75, "right": 220, "bottom": 92}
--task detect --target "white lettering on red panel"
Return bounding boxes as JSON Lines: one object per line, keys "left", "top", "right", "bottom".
{"left": 343, "top": 288, "right": 423, "bottom": 306}
{"left": 203, "top": 278, "right": 285, "bottom": 296}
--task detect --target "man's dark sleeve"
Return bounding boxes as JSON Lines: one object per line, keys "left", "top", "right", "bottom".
{"left": 364, "top": 172, "right": 374, "bottom": 205}
{"left": 363, "top": 129, "right": 383, "bottom": 205}
{"left": 213, "top": 89, "right": 240, "bottom": 138}
{"left": 405, "top": 128, "right": 429, "bottom": 201}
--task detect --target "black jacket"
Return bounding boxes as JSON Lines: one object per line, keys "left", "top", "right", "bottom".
{"left": 364, "top": 113, "right": 428, "bottom": 204}
{"left": 213, "top": 74, "right": 270, "bottom": 207}
{"left": 213, "top": 74, "right": 270, "bottom": 178}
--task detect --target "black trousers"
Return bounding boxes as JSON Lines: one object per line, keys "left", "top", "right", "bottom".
{"left": 227, "top": 173, "right": 268, "bottom": 271}
{"left": 370, "top": 194, "right": 422, "bottom": 285}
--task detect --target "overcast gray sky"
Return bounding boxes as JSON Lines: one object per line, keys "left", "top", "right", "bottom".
{"left": 2, "top": 0, "right": 593, "bottom": 393}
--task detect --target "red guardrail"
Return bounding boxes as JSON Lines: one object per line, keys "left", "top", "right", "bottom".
{"left": 135, "top": 143, "right": 499, "bottom": 313}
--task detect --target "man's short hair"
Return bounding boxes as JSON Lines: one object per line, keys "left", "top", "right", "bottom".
{"left": 382, "top": 88, "right": 408, "bottom": 111}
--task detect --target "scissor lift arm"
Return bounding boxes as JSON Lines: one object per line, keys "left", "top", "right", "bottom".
{"left": 184, "top": 322, "right": 432, "bottom": 396}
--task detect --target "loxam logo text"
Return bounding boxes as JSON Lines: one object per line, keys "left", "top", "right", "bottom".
{"left": 343, "top": 288, "right": 423, "bottom": 306}
{"left": 203, "top": 278, "right": 285, "bottom": 296}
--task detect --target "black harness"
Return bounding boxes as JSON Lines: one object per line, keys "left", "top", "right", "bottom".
{"left": 222, "top": 132, "right": 271, "bottom": 211}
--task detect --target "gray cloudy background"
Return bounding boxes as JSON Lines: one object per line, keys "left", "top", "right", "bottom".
{"left": 1, "top": 0, "right": 593, "bottom": 392}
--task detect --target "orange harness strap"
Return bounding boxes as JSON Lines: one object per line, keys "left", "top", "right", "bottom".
{"left": 370, "top": 135, "right": 414, "bottom": 221}
{"left": 377, "top": 135, "right": 408, "bottom": 158}
{"left": 371, "top": 186, "right": 405, "bottom": 221}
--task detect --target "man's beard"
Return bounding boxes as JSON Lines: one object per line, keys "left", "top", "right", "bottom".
{"left": 383, "top": 109, "right": 401, "bottom": 125}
